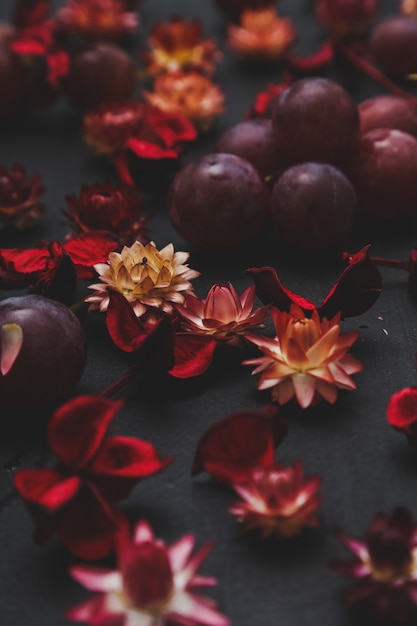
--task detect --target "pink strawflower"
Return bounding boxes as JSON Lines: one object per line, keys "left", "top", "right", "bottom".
{"left": 68, "top": 519, "right": 230, "bottom": 626}
{"left": 230, "top": 461, "right": 322, "bottom": 538}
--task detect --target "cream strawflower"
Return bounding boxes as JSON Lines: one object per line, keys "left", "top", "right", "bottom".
{"left": 244, "top": 303, "right": 363, "bottom": 408}
{"left": 86, "top": 241, "right": 200, "bottom": 317}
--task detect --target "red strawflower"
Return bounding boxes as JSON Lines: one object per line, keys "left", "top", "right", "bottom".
{"left": 68, "top": 519, "right": 230, "bottom": 626}
{"left": 230, "top": 461, "right": 323, "bottom": 537}
{"left": 83, "top": 100, "right": 197, "bottom": 186}
{"left": 14, "top": 395, "right": 172, "bottom": 559}
{"left": 56, "top": 0, "right": 138, "bottom": 40}
{"left": 247, "top": 245, "right": 382, "bottom": 320}
{"left": 316, "top": 0, "right": 377, "bottom": 39}
{"left": 175, "top": 283, "right": 269, "bottom": 347}
{"left": 143, "top": 17, "right": 222, "bottom": 75}
{"left": 0, "top": 163, "right": 44, "bottom": 230}
{"left": 331, "top": 507, "right": 417, "bottom": 622}
{"left": 387, "top": 387, "right": 417, "bottom": 446}
{"left": 64, "top": 182, "right": 150, "bottom": 245}
{"left": 192, "top": 406, "right": 287, "bottom": 485}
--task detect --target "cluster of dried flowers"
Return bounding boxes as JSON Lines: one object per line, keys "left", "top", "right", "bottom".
{"left": 3, "top": 0, "right": 417, "bottom": 625}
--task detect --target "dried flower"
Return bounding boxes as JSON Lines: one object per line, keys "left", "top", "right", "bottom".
{"left": 83, "top": 101, "right": 196, "bottom": 185}
{"left": 68, "top": 519, "right": 230, "bottom": 626}
{"left": 86, "top": 240, "right": 200, "bottom": 317}
{"left": 402, "top": 0, "right": 417, "bottom": 16}
{"left": 176, "top": 283, "right": 269, "bottom": 347}
{"left": 56, "top": 0, "right": 138, "bottom": 40}
{"left": 0, "top": 163, "right": 44, "bottom": 230}
{"left": 387, "top": 387, "right": 417, "bottom": 446}
{"left": 244, "top": 303, "right": 363, "bottom": 408}
{"left": 316, "top": 0, "right": 377, "bottom": 38}
{"left": 228, "top": 8, "right": 295, "bottom": 61}
{"left": 143, "top": 17, "right": 222, "bottom": 75}
{"left": 14, "top": 396, "right": 172, "bottom": 559}
{"left": 248, "top": 245, "right": 382, "bottom": 320}
{"left": 64, "top": 182, "right": 150, "bottom": 245}
{"left": 331, "top": 507, "right": 417, "bottom": 622}
{"left": 144, "top": 72, "right": 225, "bottom": 132}
{"left": 192, "top": 406, "right": 287, "bottom": 485}
{"left": 230, "top": 462, "right": 322, "bottom": 537}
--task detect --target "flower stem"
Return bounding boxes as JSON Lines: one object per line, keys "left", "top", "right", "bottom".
{"left": 100, "top": 367, "right": 140, "bottom": 398}
{"left": 370, "top": 256, "right": 410, "bottom": 271}
{"left": 340, "top": 45, "right": 417, "bottom": 104}
{"left": 70, "top": 299, "right": 87, "bottom": 314}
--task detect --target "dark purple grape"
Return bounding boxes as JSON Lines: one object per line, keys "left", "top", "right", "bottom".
{"left": 344, "top": 128, "right": 417, "bottom": 218}
{"left": 359, "top": 95, "right": 417, "bottom": 138}
{"left": 370, "top": 16, "right": 417, "bottom": 76}
{"left": 272, "top": 77, "right": 360, "bottom": 167}
{"left": 168, "top": 153, "right": 268, "bottom": 249}
{"left": 214, "top": 0, "right": 275, "bottom": 22}
{"left": 64, "top": 43, "right": 136, "bottom": 112}
{"left": 270, "top": 163, "right": 356, "bottom": 250}
{"left": 214, "top": 119, "right": 283, "bottom": 179}
{"left": 0, "top": 295, "right": 86, "bottom": 407}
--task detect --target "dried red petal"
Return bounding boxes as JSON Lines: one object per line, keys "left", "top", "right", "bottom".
{"left": 285, "top": 40, "right": 334, "bottom": 73}
{"left": 48, "top": 395, "right": 124, "bottom": 472}
{"left": 64, "top": 231, "right": 119, "bottom": 279}
{"left": 192, "top": 406, "right": 287, "bottom": 484}
{"left": 14, "top": 468, "right": 80, "bottom": 511}
{"left": 247, "top": 245, "right": 382, "bottom": 319}
{"left": 169, "top": 333, "right": 218, "bottom": 379}
{"left": 59, "top": 485, "right": 127, "bottom": 560}
{"left": 127, "top": 138, "right": 179, "bottom": 160}
{"left": 387, "top": 387, "right": 417, "bottom": 445}
{"left": 90, "top": 437, "right": 173, "bottom": 501}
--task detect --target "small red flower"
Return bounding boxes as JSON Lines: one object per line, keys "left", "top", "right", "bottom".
{"left": 68, "top": 519, "right": 230, "bottom": 626}
{"left": 247, "top": 245, "right": 382, "bottom": 320}
{"left": 56, "top": 0, "right": 138, "bottom": 41}
{"left": 227, "top": 8, "right": 295, "bottom": 61}
{"left": 387, "top": 387, "right": 417, "bottom": 446}
{"left": 331, "top": 507, "right": 417, "bottom": 622}
{"left": 230, "top": 462, "right": 323, "bottom": 537}
{"left": 83, "top": 101, "right": 197, "bottom": 185}
{"left": 0, "top": 231, "right": 119, "bottom": 294}
{"left": 175, "top": 283, "right": 269, "bottom": 347}
{"left": 14, "top": 396, "right": 172, "bottom": 559}
{"left": 316, "top": 0, "right": 377, "bottom": 39}
{"left": 192, "top": 406, "right": 287, "bottom": 485}
{"left": 0, "top": 163, "right": 44, "bottom": 230}
{"left": 64, "top": 182, "right": 150, "bottom": 245}
{"left": 143, "top": 17, "right": 222, "bottom": 75}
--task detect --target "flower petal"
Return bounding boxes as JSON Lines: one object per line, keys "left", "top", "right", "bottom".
{"left": 69, "top": 566, "right": 122, "bottom": 593}
{"left": 170, "top": 333, "right": 217, "bottom": 378}
{"left": 1, "top": 323, "right": 23, "bottom": 375}
{"left": 14, "top": 468, "right": 80, "bottom": 512}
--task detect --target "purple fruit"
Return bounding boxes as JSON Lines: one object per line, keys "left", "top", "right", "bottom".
{"left": 0, "top": 295, "right": 86, "bottom": 407}
{"left": 359, "top": 95, "right": 417, "bottom": 137}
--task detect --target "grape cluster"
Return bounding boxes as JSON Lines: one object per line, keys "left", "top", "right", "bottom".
{"left": 168, "top": 77, "right": 417, "bottom": 251}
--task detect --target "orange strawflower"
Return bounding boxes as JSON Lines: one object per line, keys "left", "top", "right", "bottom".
{"left": 244, "top": 303, "right": 363, "bottom": 408}
{"left": 228, "top": 8, "right": 295, "bottom": 61}
{"left": 144, "top": 72, "right": 225, "bottom": 132}
{"left": 143, "top": 17, "right": 222, "bottom": 75}
{"left": 402, "top": 0, "right": 417, "bottom": 15}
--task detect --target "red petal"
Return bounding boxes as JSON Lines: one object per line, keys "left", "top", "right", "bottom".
{"left": 89, "top": 436, "right": 173, "bottom": 501}
{"left": 114, "top": 152, "right": 135, "bottom": 187}
{"left": 10, "top": 39, "right": 47, "bottom": 56}
{"left": 387, "top": 387, "right": 417, "bottom": 429}
{"left": 106, "top": 291, "right": 146, "bottom": 352}
{"left": 285, "top": 40, "right": 334, "bottom": 74}
{"left": 48, "top": 395, "right": 124, "bottom": 472}
{"left": 248, "top": 245, "right": 381, "bottom": 319}
{"left": 146, "top": 106, "right": 197, "bottom": 147}
{"left": 127, "top": 138, "right": 179, "bottom": 160}
{"left": 169, "top": 333, "right": 217, "bottom": 379}
{"left": 14, "top": 468, "right": 80, "bottom": 511}
{"left": 64, "top": 232, "right": 119, "bottom": 279}
{"left": 0, "top": 246, "right": 50, "bottom": 274}
{"left": 59, "top": 486, "right": 127, "bottom": 560}
{"left": 192, "top": 406, "right": 287, "bottom": 485}
{"left": 13, "top": 0, "right": 50, "bottom": 29}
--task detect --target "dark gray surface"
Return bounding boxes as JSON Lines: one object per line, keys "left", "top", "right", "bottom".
{"left": 1, "top": 1, "right": 417, "bottom": 625}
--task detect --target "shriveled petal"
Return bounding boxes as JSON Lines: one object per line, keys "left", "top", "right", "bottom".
{"left": 14, "top": 468, "right": 80, "bottom": 512}
{"left": 48, "top": 395, "right": 124, "bottom": 472}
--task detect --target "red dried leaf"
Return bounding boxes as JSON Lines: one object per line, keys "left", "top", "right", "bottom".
{"left": 48, "top": 395, "right": 123, "bottom": 472}
{"left": 192, "top": 406, "right": 287, "bottom": 485}
{"left": 247, "top": 245, "right": 381, "bottom": 319}
{"left": 170, "top": 333, "right": 217, "bottom": 379}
